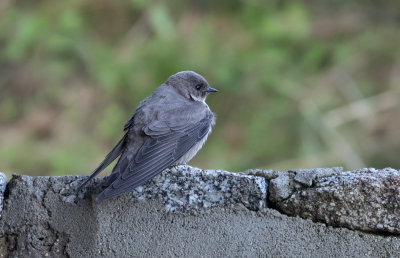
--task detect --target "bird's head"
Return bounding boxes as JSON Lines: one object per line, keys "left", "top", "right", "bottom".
{"left": 166, "top": 71, "right": 218, "bottom": 102}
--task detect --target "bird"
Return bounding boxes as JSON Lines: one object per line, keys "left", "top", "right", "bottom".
{"left": 76, "top": 71, "right": 218, "bottom": 201}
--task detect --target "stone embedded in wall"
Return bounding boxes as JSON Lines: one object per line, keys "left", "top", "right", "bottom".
{"left": 246, "top": 167, "right": 343, "bottom": 203}
{"left": 0, "top": 172, "right": 6, "bottom": 215}
{"left": 129, "top": 165, "right": 268, "bottom": 212}
{"left": 276, "top": 168, "right": 400, "bottom": 234}
{"left": 292, "top": 167, "right": 343, "bottom": 187}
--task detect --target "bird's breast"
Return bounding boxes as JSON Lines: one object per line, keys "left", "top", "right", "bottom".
{"left": 174, "top": 126, "right": 212, "bottom": 165}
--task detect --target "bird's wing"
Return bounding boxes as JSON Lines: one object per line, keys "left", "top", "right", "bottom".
{"left": 96, "top": 113, "right": 213, "bottom": 201}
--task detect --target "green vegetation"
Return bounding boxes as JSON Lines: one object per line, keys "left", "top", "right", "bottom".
{"left": 1, "top": 1, "right": 400, "bottom": 177}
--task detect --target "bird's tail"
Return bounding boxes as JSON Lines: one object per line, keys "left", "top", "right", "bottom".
{"left": 76, "top": 134, "right": 127, "bottom": 194}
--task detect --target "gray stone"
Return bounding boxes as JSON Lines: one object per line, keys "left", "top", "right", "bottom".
{"left": 249, "top": 167, "right": 343, "bottom": 204}
{"left": 245, "top": 169, "right": 281, "bottom": 180}
{"left": 293, "top": 167, "right": 343, "bottom": 186}
{"left": 278, "top": 167, "right": 400, "bottom": 234}
{"left": 0, "top": 172, "right": 6, "bottom": 214}
{"left": 269, "top": 172, "right": 294, "bottom": 202}
{"left": 129, "top": 165, "right": 267, "bottom": 212}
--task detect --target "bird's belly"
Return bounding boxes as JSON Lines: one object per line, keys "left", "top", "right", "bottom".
{"left": 175, "top": 129, "right": 211, "bottom": 165}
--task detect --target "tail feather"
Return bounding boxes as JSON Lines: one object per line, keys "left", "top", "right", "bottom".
{"left": 76, "top": 134, "right": 126, "bottom": 194}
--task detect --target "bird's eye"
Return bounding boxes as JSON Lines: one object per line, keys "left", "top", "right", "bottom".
{"left": 195, "top": 84, "right": 202, "bottom": 90}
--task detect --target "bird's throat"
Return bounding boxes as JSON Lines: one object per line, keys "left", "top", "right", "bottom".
{"left": 190, "top": 93, "right": 205, "bottom": 103}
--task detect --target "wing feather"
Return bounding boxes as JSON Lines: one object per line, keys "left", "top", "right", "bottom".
{"left": 96, "top": 115, "right": 213, "bottom": 201}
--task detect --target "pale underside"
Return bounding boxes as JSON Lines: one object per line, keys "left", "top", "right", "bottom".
{"left": 175, "top": 127, "right": 211, "bottom": 165}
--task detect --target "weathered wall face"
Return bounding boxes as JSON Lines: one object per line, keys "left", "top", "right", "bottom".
{"left": 0, "top": 166, "right": 400, "bottom": 257}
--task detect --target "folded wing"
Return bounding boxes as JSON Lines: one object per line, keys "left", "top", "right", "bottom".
{"left": 96, "top": 114, "right": 213, "bottom": 201}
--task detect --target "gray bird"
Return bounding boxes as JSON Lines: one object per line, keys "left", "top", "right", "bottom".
{"left": 77, "top": 71, "right": 218, "bottom": 201}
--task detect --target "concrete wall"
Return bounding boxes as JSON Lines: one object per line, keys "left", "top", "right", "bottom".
{"left": 0, "top": 165, "right": 399, "bottom": 257}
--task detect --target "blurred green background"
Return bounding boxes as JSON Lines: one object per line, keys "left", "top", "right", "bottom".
{"left": 1, "top": 1, "right": 400, "bottom": 177}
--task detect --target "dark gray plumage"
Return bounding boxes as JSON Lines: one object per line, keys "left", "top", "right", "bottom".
{"left": 77, "top": 71, "right": 217, "bottom": 201}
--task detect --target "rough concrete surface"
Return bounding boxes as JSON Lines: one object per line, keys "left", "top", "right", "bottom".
{"left": 278, "top": 167, "right": 400, "bottom": 234}
{"left": 0, "top": 166, "right": 400, "bottom": 257}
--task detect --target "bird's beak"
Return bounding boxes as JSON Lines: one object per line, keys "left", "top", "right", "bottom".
{"left": 206, "top": 87, "right": 218, "bottom": 93}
